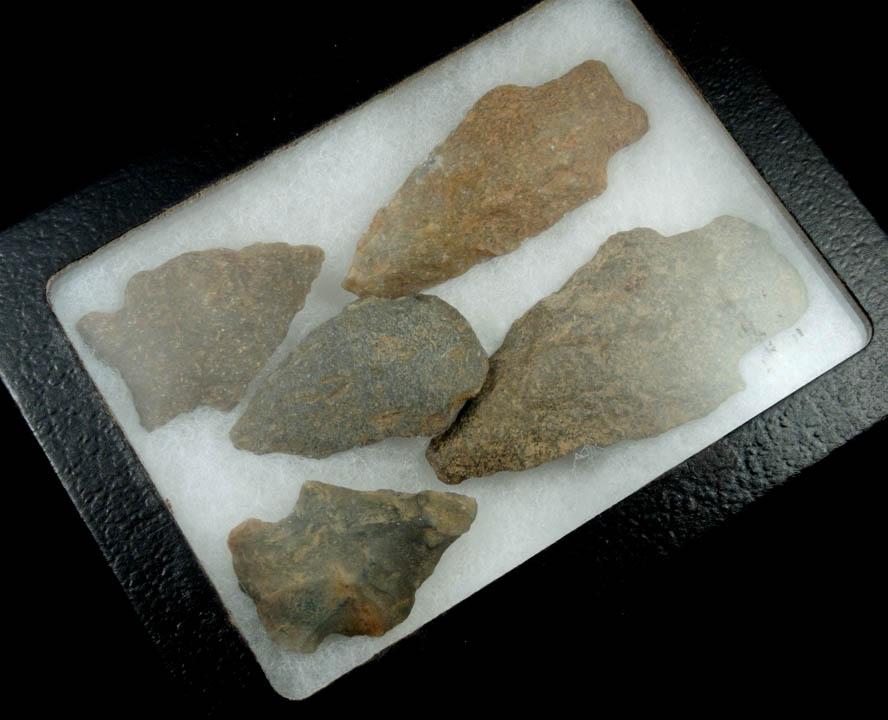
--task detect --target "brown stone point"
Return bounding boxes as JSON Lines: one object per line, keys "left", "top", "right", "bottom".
{"left": 343, "top": 59, "right": 648, "bottom": 298}
{"left": 228, "top": 481, "right": 477, "bottom": 652}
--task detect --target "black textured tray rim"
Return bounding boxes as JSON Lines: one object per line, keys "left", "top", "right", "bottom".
{"left": 1, "top": 0, "right": 885, "bottom": 707}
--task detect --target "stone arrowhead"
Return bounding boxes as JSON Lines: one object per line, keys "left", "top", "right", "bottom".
{"left": 228, "top": 481, "right": 477, "bottom": 652}
{"left": 77, "top": 243, "right": 324, "bottom": 430}
{"left": 426, "top": 216, "right": 809, "bottom": 483}
{"left": 230, "top": 295, "right": 488, "bottom": 457}
{"left": 343, "top": 59, "right": 648, "bottom": 298}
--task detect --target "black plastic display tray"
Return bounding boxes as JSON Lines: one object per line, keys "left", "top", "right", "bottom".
{"left": 3, "top": 1, "right": 885, "bottom": 711}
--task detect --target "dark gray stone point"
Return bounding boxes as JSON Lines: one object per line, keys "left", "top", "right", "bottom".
{"left": 228, "top": 480, "right": 477, "bottom": 652}
{"left": 230, "top": 294, "right": 488, "bottom": 457}
{"left": 427, "top": 216, "right": 809, "bottom": 483}
{"left": 77, "top": 243, "right": 324, "bottom": 430}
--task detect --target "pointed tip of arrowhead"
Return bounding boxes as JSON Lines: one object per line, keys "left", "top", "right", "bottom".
{"left": 229, "top": 414, "right": 263, "bottom": 454}
{"left": 341, "top": 262, "right": 403, "bottom": 298}
{"left": 341, "top": 266, "right": 362, "bottom": 296}
{"left": 425, "top": 439, "right": 470, "bottom": 485}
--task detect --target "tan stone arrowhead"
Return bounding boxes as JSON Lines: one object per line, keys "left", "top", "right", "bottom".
{"left": 426, "top": 217, "right": 809, "bottom": 483}
{"left": 343, "top": 60, "right": 648, "bottom": 298}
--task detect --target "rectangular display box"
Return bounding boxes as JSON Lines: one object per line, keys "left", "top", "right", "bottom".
{"left": 2, "top": 0, "right": 885, "bottom": 708}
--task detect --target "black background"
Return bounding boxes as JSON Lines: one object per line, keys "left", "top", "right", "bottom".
{"left": 3, "top": 1, "right": 884, "bottom": 712}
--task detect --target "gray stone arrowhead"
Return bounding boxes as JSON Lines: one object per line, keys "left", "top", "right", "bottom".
{"left": 343, "top": 59, "right": 649, "bottom": 298}
{"left": 228, "top": 480, "right": 477, "bottom": 653}
{"left": 77, "top": 243, "right": 324, "bottom": 430}
{"left": 230, "top": 295, "right": 488, "bottom": 457}
{"left": 426, "top": 216, "right": 809, "bottom": 483}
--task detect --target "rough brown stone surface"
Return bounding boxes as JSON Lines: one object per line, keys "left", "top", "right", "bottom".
{"left": 230, "top": 295, "right": 488, "bottom": 457}
{"left": 228, "top": 480, "right": 477, "bottom": 653}
{"left": 343, "top": 60, "right": 648, "bottom": 298}
{"left": 77, "top": 243, "right": 324, "bottom": 430}
{"left": 426, "top": 216, "right": 809, "bottom": 483}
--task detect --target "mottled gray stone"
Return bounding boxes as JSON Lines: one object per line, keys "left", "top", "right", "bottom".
{"left": 343, "top": 60, "right": 648, "bottom": 298}
{"left": 427, "top": 216, "right": 809, "bottom": 483}
{"left": 228, "top": 480, "right": 477, "bottom": 652}
{"left": 77, "top": 243, "right": 324, "bottom": 430}
{"left": 230, "top": 295, "right": 488, "bottom": 457}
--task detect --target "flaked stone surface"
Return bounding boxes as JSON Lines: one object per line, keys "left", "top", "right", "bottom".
{"left": 230, "top": 295, "right": 488, "bottom": 457}
{"left": 228, "top": 480, "right": 477, "bottom": 653}
{"left": 427, "top": 216, "right": 809, "bottom": 483}
{"left": 343, "top": 59, "right": 648, "bottom": 298}
{"left": 77, "top": 243, "right": 324, "bottom": 430}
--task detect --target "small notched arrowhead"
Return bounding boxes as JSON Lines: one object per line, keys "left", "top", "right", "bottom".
{"left": 77, "top": 243, "right": 324, "bottom": 430}
{"left": 343, "top": 59, "right": 649, "bottom": 297}
{"left": 230, "top": 295, "right": 488, "bottom": 458}
{"left": 228, "top": 481, "right": 477, "bottom": 653}
{"left": 426, "top": 216, "right": 809, "bottom": 483}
